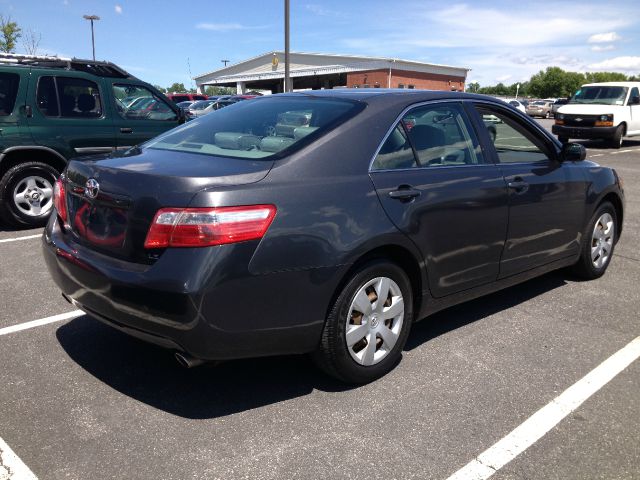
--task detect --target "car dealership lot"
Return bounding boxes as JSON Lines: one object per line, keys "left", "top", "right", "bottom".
{"left": 1, "top": 125, "right": 639, "bottom": 479}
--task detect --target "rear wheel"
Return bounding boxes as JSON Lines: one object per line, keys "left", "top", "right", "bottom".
{"left": 312, "top": 260, "right": 413, "bottom": 384}
{"left": 0, "top": 161, "right": 59, "bottom": 228}
{"left": 571, "top": 202, "right": 617, "bottom": 279}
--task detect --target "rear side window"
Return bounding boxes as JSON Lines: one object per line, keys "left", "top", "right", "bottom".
{"left": 0, "top": 72, "right": 20, "bottom": 116}
{"left": 113, "top": 84, "right": 177, "bottom": 121}
{"left": 37, "top": 76, "right": 103, "bottom": 118}
{"left": 372, "top": 102, "right": 485, "bottom": 170}
{"left": 144, "top": 97, "right": 363, "bottom": 159}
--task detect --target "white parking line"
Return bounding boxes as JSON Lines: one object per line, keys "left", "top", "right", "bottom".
{"left": 0, "top": 435, "right": 38, "bottom": 479}
{"left": 0, "top": 310, "right": 83, "bottom": 337}
{"left": 0, "top": 234, "right": 42, "bottom": 244}
{"left": 445, "top": 335, "right": 640, "bottom": 480}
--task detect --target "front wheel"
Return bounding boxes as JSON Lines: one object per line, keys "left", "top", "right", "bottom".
{"left": 0, "top": 161, "right": 59, "bottom": 228}
{"left": 570, "top": 202, "right": 617, "bottom": 279}
{"left": 609, "top": 125, "right": 624, "bottom": 149}
{"left": 312, "top": 260, "right": 413, "bottom": 384}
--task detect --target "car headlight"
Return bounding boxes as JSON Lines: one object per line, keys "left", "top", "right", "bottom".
{"left": 595, "top": 114, "right": 614, "bottom": 127}
{"left": 556, "top": 113, "right": 564, "bottom": 120}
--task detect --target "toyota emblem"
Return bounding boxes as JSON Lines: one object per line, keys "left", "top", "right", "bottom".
{"left": 85, "top": 178, "right": 100, "bottom": 199}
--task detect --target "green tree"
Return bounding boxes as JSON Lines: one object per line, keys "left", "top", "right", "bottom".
{"left": 584, "top": 71, "right": 629, "bottom": 83}
{"left": 153, "top": 84, "right": 167, "bottom": 94}
{"left": 467, "top": 82, "right": 480, "bottom": 93}
{"left": 167, "top": 82, "right": 187, "bottom": 93}
{"left": 205, "top": 86, "right": 235, "bottom": 96}
{"left": 0, "top": 15, "right": 21, "bottom": 53}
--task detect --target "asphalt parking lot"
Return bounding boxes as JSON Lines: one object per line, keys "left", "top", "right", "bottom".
{"left": 1, "top": 118, "right": 639, "bottom": 480}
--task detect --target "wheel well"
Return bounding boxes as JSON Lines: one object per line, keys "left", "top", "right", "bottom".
{"left": 618, "top": 122, "right": 627, "bottom": 135}
{"left": 601, "top": 192, "right": 624, "bottom": 237}
{"left": 328, "top": 245, "right": 423, "bottom": 322}
{"left": 0, "top": 149, "right": 66, "bottom": 180}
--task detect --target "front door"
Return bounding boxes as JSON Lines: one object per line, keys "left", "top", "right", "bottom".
{"left": 110, "top": 82, "right": 180, "bottom": 149}
{"left": 26, "top": 72, "right": 116, "bottom": 158}
{"left": 470, "top": 102, "right": 587, "bottom": 277}
{"left": 370, "top": 101, "right": 509, "bottom": 298}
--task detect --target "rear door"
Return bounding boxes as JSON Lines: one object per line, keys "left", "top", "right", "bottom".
{"left": 469, "top": 102, "right": 587, "bottom": 277}
{"left": 110, "top": 82, "right": 180, "bottom": 149}
{"left": 369, "top": 101, "right": 509, "bottom": 298}
{"left": 26, "top": 71, "right": 116, "bottom": 158}
{"left": 0, "top": 69, "right": 32, "bottom": 145}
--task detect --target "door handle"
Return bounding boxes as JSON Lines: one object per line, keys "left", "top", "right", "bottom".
{"left": 388, "top": 186, "right": 421, "bottom": 202}
{"left": 24, "top": 105, "right": 33, "bottom": 118}
{"left": 120, "top": 127, "right": 133, "bottom": 134}
{"left": 507, "top": 178, "right": 529, "bottom": 193}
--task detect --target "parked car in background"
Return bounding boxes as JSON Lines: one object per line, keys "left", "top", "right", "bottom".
{"left": 188, "top": 99, "right": 216, "bottom": 118}
{"left": 551, "top": 98, "right": 569, "bottom": 117}
{"left": 0, "top": 53, "right": 183, "bottom": 227}
{"left": 166, "top": 93, "right": 208, "bottom": 104}
{"left": 501, "top": 98, "right": 526, "bottom": 113}
{"left": 45, "top": 90, "right": 624, "bottom": 383}
{"left": 526, "top": 100, "right": 553, "bottom": 118}
{"left": 228, "top": 95, "right": 258, "bottom": 101}
{"left": 201, "top": 98, "right": 238, "bottom": 114}
{"left": 553, "top": 81, "right": 640, "bottom": 148}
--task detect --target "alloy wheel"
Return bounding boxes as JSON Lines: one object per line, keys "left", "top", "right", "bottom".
{"left": 591, "top": 212, "right": 614, "bottom": 269}
{"left": 13, "top": 175, "right": 54, "bottom": 217}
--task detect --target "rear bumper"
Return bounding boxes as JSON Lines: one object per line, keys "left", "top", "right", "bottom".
{"left": 43, "top": 216, "right": 336, "bottom": 361}
{"left": 552, "top": 124, "right": 618, "bottom": 140}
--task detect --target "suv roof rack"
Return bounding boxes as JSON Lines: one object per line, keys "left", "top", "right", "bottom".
{"left": 0, "top": 53, "right": 132, "bottom": 78}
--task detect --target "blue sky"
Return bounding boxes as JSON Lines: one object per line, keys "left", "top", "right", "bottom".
{"left": 3, "top": 0, "right": 640, "bottom": 89}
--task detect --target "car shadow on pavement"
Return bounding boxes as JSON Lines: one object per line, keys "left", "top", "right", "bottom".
{"left": 405, "top": 271, "right": 568, "bottom": 350}
{"left": 56, "top": 316, "right": 353, "bottom": 419}
{"left": 579, "top": 138, "right": 640, "bottom": 150}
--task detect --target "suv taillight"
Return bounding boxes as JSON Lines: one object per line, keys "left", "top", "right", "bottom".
{"left": 53, "top": 176, "right": 68, "bottom": 223}
{"left": 144, "top": 205, "right": 276, "bottom": 248}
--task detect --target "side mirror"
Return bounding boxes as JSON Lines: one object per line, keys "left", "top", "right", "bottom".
{"left": 561, "top": 142, "right": 586, "bottom": 162}
{"left": 177, "top": 108, "right": 186, "bottom": 124}
{"left": 630, "top": 96, "right": 640, "bottom": 105}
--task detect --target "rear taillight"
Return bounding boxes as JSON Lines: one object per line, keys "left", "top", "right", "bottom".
{"left": 53, "top": 176, "right": 68, "bottom": 223}
{"left": 144, "top": 205, "right": 276, "bottom": 248}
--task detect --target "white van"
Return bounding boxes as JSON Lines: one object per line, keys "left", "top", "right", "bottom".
{"left": 552, "top": 82, "right": 640, "bottom": 148}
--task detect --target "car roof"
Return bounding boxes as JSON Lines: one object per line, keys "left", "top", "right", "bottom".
{"left": 267, "top": 89, "right": 502, "bottom": 108}
{"left": 582, "top": 82, "right": 640, "bottom": 87}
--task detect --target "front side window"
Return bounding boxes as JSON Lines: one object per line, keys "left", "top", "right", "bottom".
{"left": 142, "top": 96, "right": 363, "bottom": 159}
{"left": 0, "top": 72, "right": 20, "bottom": 116}
{"left": 372, "top": 102, "right": 485, "bottom": 170}
{"left": 37, "top": 76, "right": 102, "bottom": 118}
{"left": 475, "top": 105, "right": 550, "bottom": 164}
{"left": 629, "top": 87, "right": 639, "bottom": 104}
{"left": 113, "top": 84, "right": 176, "bottom": 121}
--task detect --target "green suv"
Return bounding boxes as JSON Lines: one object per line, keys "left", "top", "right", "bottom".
{"left": 0, "top": 54, "right": 184, "bottom": 227}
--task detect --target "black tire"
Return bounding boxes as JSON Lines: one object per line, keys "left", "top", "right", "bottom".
{"left": 570, "top": 201, "right": 617, "bottom": 280}
{"left": 0, "top": 161, "right": 60, "bottom": 228}
{"left": 544, "top": 111, "right": 550, "bottom": 119}
{"left": 312, "top": 260, "right": 413, "bottom": 384}
{"left": 558, "top": 136, "right": 569, "bottom": 144}
{"left": 609, "top": 124, "right": 624, "bottom": 149}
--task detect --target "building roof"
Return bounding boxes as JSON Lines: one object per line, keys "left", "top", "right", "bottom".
{"left": 194, "top": 51, "right": 469, "bottom": 85}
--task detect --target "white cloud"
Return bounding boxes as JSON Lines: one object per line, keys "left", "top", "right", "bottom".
{"left": 196, "top": 23, "right": 257, "bottom": 32}
{"left": 591, "top": 45, "right": 615, "bottom": 52}
{"left": 496, "top": 74, "right": 512, "bottom": 82}
{"left": 588, "top": 32, "right": 621, "bottom": 43}
{"left": 588, "top": 56, "right": 640, "bottom": 71}
{"left": 114, "top": 4, "right": 122, "bottom": 14}
{"left": 305, "top": 4, "right": 346, "bottom": 18}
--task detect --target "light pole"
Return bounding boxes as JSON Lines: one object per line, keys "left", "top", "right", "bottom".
{"left": 83, "top": 15, "right": 100, "bottom": 61}
{"left": 284, "top": 0, "right": 291, "bottom": 92}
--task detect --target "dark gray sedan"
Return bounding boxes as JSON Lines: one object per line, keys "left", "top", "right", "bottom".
{"left": 43, "top": 90, "right": 624, "bottom": 383}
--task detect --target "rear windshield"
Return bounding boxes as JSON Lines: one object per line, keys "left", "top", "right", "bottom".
{"left": 570, "top": 86, "right": 628, "bottom": 105}
{"left": 144, "top": 96, "right": 364, "bottom": 159}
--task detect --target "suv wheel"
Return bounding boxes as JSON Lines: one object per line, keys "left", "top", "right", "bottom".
{"left": 0, "top": 162, "right": 59, "bottom": 228}
{"left": 609, "top": 125, "right": 624, "bottom": 149}
{"left": 312, "top": 260, "right": 413, "bottom": 384}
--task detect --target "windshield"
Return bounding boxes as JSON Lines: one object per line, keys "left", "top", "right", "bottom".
{"left": 144, "top": 96, "right": 364, "bottom": 159}
{"left": 570, "top": 86, "right": 628, "bottom": 105}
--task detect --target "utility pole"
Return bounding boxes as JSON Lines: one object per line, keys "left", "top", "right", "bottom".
{"left": 284, "top": 0, "right": 291, "bottom": 92}
{"left": 221, "top": 59, "right": 230, "bottom": 66}
{"left": 83, "top": 15, "right": 100, "bottom": 61}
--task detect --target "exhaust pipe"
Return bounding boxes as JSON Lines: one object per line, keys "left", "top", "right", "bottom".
{"left": 175, "top": 351, "right": 205, "bottom": 369}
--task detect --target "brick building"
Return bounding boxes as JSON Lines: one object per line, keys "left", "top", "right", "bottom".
{"left": 194, "top": 51, "right": 469, "bottom": 94}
